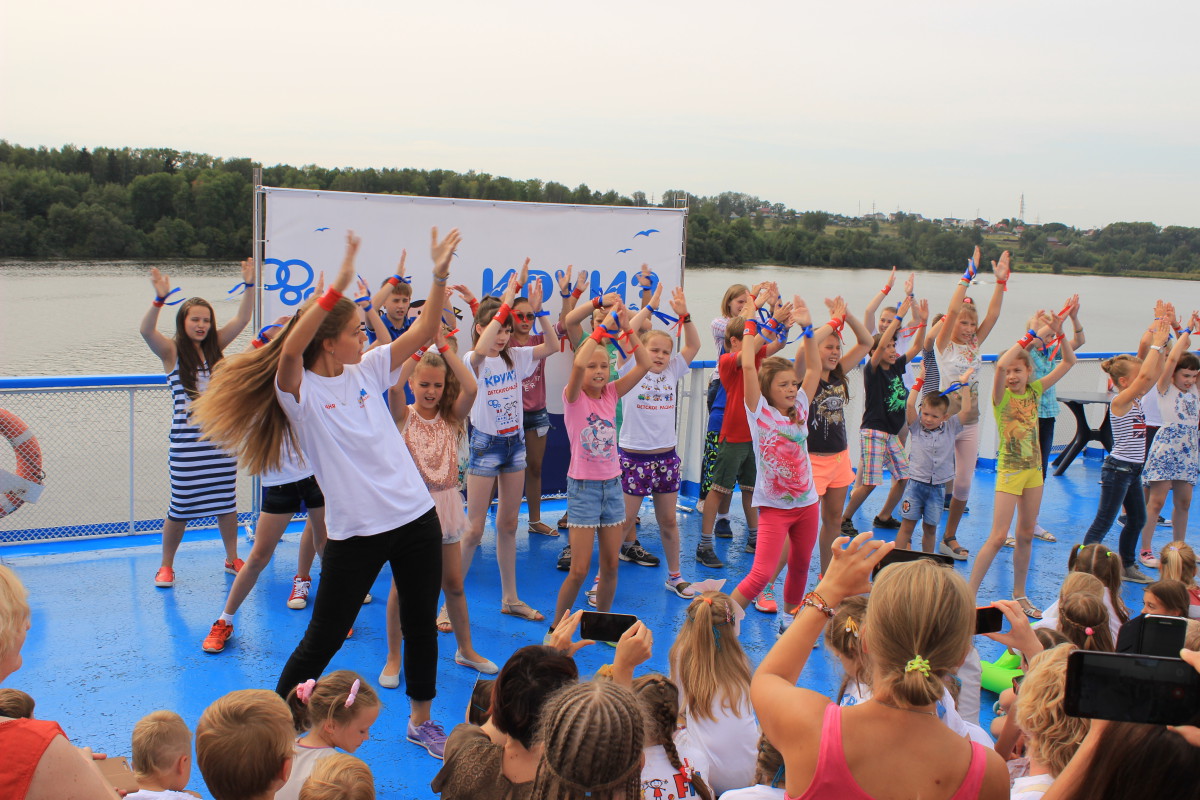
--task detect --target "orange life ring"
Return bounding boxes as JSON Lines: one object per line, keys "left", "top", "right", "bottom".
{"left": 0, "top": 409, "right": 43, "bottom": 518}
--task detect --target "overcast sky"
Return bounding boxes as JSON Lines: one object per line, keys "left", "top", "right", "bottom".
{"left": 3, "top": 1, "right": 1197, "bottom": 228}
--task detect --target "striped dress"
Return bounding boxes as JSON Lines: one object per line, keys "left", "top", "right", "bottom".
{"left": 167, "top": 362, "right": 237, "bottom": 519}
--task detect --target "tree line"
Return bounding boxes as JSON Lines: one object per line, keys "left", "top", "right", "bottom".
{"left": 0, "top": 141, "right": 1195, "bottom": 274}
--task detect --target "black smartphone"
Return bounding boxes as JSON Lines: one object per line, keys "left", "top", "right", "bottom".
{"left": 1117, "top": 614, "right": 1189, "bottom": 657}
{"left": 871, "top": 547, "right": 955, "bottom": 578}
{"left": 1064, "top": 650, "right": 1200, "bottom": 725}
{"left": 975, "top": 606, "right": 1004, "bottom": 635}
{"left": 580, "top": 611, "right": 638, "bottom": 642}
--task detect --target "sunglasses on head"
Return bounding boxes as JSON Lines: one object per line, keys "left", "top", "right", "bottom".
{"left": 513, "top": 312, "right": 535, "bottom": 322}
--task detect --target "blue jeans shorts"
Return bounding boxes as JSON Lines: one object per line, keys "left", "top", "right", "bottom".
{"left": 900, "top": 479, "right": 945, "bottom": 528}
{"left": 467, "top": 429, "right": 527, "bottom": 477}
{"left": 522, "top": 407, "right": 552, "bottom": 438}
{"left": 567, "top": 476, "right": 626, "bottom": 529}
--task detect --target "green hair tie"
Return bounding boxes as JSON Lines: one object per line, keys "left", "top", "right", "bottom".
{"left": 904, "top": 655, "right": 931, "bottom": 676}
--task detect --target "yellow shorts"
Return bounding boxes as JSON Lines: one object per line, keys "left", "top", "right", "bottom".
{"left": 995, "top": 467, "right": 1043, "bottom": 496}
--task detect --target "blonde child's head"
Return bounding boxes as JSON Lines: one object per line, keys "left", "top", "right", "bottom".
{"left": 0, "top": 564, "right": 30, "bottom": 675}
{"left": 668, "top": 592, "right": 752, "bottom": 722}
{"left": 132, "top": 710, "right": 192, "bottom": 788}
{"left": 532, "top": 681, "right": 644, "bottom": 800}
{"left": 1068, "top": 544, "right": 1128, "bottom": 624}
{"left": 865, "top": 559, "right": 973, "bottom": 708}
{"left": 1057, "top": 593, "right": 1114, "bottom": 652}
{"left": 285, "top": 671, "right": 381, "bottom": 753}
{"left": 299, "top": 753, "right": 375, "bottom": 800}
{"left": 639, "top": 329, "right": 675, "bottom": 375}
{"left": 1160, "top": 542, "right": 1198, "bottom": 587}
{"left": 0, "top": 688, "right": 34, "bottom": 718}
{"left": 1012, "top": 645, "right": 1089, "bottom": 777}
{"left": 632, "top": 675, "right": 715, "bottom": 800}
{"left": 825, "top": 595, "right": 869, "bottom": 703}
{"left": 953, "top": 301, "right": 979, "bottom": 342}
{"left": 196, "top": 689, "right": 294, "bottom": 800}
{"left": 1144, "top": 579, "right": 1189, "bottom": 618}
{"left": 1058, "top": 572, "right": 1105, "bottom": 605}
{"left": 409, "top": 350, "right": 465, "bottom": 427}
{"left": 1100, "top": 354, "right": 1141, "bottom": 389}
{"left": 721, "top": 284, "right": 750, "bottom": 319}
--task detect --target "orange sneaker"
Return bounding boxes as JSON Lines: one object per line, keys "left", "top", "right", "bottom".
{"left": 202, "top": 620, "right": 234, "bottom": 653}
{"left": 224, "top": 558, "right": 245, "bottom": 575}
{"left": 346, "top": 628, "right": 354, "bottom": 639}
{"left": 154, "top": 566, "right": 175, "bottom": 587}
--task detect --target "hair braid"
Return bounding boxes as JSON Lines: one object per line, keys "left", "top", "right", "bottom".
{"left": 532, "top": 682, "right": 644, "bottom": 800}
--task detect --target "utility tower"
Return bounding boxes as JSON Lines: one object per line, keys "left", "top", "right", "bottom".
{"left": 1019, "top": 194, "right": 1025, "bottom": 224}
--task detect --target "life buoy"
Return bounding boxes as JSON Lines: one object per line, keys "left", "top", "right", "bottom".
{"left": 0, "top": 409, "right": 44, "bottom": 518}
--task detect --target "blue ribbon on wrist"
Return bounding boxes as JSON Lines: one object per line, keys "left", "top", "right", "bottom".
{"left": 940, "top": 381, "right": 968, "bottom": 396}
{"left": 157, "top": 287, "right": 184, "bottom": 305}
{"left": 227, "top": 282, "right": 252, "bottom": 296}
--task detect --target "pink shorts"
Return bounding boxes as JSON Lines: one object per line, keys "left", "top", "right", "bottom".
{"left": 809, "top": 451, "right": 856, "bottom": 496}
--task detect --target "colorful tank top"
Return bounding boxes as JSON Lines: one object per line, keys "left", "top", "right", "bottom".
{"left": 402, "top": 408, "right": 460, "bottom": 492}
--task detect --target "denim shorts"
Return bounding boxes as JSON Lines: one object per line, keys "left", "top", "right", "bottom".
{"left": 900, "top": 479, "right": 944, "bottom": 528}
{"left": 467, "top": 429, "right": 527, "bottom": 477}
{"left": 261, "top": 476, "right": 325, "bottom": 515}
{"left": 523, "top": 407, "right": 552, "bottom": 437}
{"left": 567, "top": 476, "right": 626, "bottom": 528}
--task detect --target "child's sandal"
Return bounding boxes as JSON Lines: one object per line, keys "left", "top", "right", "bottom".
{"left": 1014, "top": 596, "right": 1042, "bottom": 619}
{"left": 501, "top": 600, "right": 545, "bottom": 622}
{"left": 939, "top": 537, "right": 969, "bottom": 561}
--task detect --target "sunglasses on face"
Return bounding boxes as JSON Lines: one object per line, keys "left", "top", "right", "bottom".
{"left": 513, "top": 312, "right": 535, "bottom": 322}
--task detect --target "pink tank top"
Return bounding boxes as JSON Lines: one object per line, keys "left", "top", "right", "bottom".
{"left": 788, "top": 704, "right": 986, "bottom": 800}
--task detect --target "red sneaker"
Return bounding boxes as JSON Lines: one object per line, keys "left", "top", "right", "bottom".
{"left": 202, "top": 620, "right": 234, "bottom": 653}
{"left": 287, "top": 575, "right": 311, "bottom": 609}
{"left": 224, "top": 558, "right": 245, "bottom": 575}
{"left": 154, "top": 566, "right": 175, "bottom": 588}
{"left": 754, "top": 585, "right": 778, "bottom": 614}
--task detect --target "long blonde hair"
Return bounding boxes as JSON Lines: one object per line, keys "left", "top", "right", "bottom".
{"left": 668, "top": 592, "right": 752, "bottom": 722}
{"left": 191, "top": 298, "right": 358, "bottom": 475}
{"left": 1161, "top": 542, "right": 1199, "bottom": 588}
{"left": 1012, "top": 645, "right": 1088, "bottom": 777}
{"left": 865, "top": 559, "right": 973, "bottom": 708}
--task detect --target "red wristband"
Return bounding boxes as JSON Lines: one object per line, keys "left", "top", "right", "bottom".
{"left": 387, "top": 274, "right": 401, "bottom": 287}
{"left": 411, "top": 348, "right": 426, "bottom": 362}
{"left": 913, "top": 377, "right": 924, "bottom": 391}
{"left": 153, "top": 300, "right": 164, "bottom": 308}
{"left": 317, "top": 287, "right": 344, "bottom": 312}
{"left": 572, "top": 287, "right": 583, "bottom": 299}
{"left": 437, "top": 343, "right": 451, "bottom": 353}
{"left": 468, "top": 299, "right": 479, "bottom": 315}
{"left": 996, "top": 279, "right": 1008, "bottom": 293}
{"left": 882, "top": 285, "right": 892, "bottom": 295}
{"left": 743, "top": 320, "right": 759, "bottom": 337}
{"left": 592, "top": 296, "right": 602, "bottom": 310}
{"left": 493, "top": 303, "right": 512, "bottom": 325}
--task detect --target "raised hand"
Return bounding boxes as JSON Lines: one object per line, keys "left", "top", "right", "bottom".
{"left": 430, "top": 228, "right": 459, "bottom": 279}
{"left": 1068, "top": 295, "right": 1081, "bottom": 319}
{"left": 973, "top": 245, "right": 982, "bottom": 271}
{"left": 669, "top": 286, "right": 689, "bottom": 318}
{"left": 637, "top": 263, "right": 653, "bottom": 287}
{"left": 335, "top": 232, "right": 361, "bottom": 289}
{"left": 314, "top": 270, "right": 325, "bottom": 296}
{"left": 898, "top": 294, "right": 914, "bottom": 318}
{"left": 992, "top": 250, "right": 1012, "bottom": 283}
{"left": 983, "top": 599, "right": 1044, "bottom": 657}
{"left": 789, "top": 295, "right": 811, "bottom": 328}
{"left": 354, "top": 275, "right": 371, "bottom": 306}
{"left": 395, "top": 249, "right": 407, "bottom": 280}
{"left": 1151, "top": 317, "right": 1171, "bottom": 348}
{"left": 555, "top": 266, "right": 574, "bottom": 295}
{"left": 825, "top": 296, "right": 847, "bottom": 320}
{"left": 772, "top": 300, "right": 793, "bottom": 324}
{"left": 149, "top": 267, "right": 171, "bottom": 298}
{"left": 818, "top": 533, "right": 893, "bottom": 602}
{"left": 545, "top": 609, "right": 595, "bottom": 656}
{"left": 648, "top": 281, "right": 663, "bottom": 310}
{"left": 615, "top": 300, "right": 632, "bottom": 330}
{"left": 518, "top": 257, "right": 530, "bottom": 289}
{"left": 528, "top": 277, "right": 544, "bottom": 313}
{"left": 914, "top": 298, "right": 929, "bottom": 323}
{"left": 501, "top": 274, "right": 521, "bottom": 305}
{"left": 575, "top": 269, "right": 590, "bottom": 295}
{"left": 885, "top": 266, "right": 896, "bottom": 292}
{"left": 449, "top": 284, "right": 477, "bottom": 306}
{"left": 904, "top": 271, "right": 915, "bottom": 297}
{"left": 240, "top": 258, "right": 255, "bottom": 285}
{"left": 599, "top": 291, "right": 621, "bottom": 309}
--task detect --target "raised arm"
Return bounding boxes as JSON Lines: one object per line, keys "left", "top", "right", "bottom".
{"left": 561, "top": 269, "right": 589, "bottom": 345}
{"left": 359, "top": 275, "right": 392, "bottom": 350}
{"left": 906, "top": 363, "right": 925, "bottom": 425}
{"left": 936, "top": 247, "right": 980, "bottom": 352}
{"left": 279, "top": 233, "right": 360, "bottom": 400}
{"left": 1067, "top": 296, "right": 1085, "bottom": 349}
{"left": 1037, "top": 308, "right": 1077, "bottom": 391}
{"left": 975, "top": 249, "right": 1010, "bottom": 344}
{"left": 1112, "top": 318, "right": 1170, "bottom": 417}
{"left": 669, "top": 287, "right": 701, "bottom": 363}
{"left": 140, "top": 267, "right": 178, "bottom": 371}
{"left": 389, "top": 229, "right": 457, "bottom": 372}
{"left": 904, "top": 299, "right": 928, "bottom": 361}
{"left": 741, "top": 323, "right": 765, "bottom": 413}
{"left": 369, "top": 249, "right": 408, "bottom": 314}
{"left": 470, "top": 274, "right": 521, "bottom": 374}
{"left": 612, "top": 306, "right": 653, "bottom": 397}
{"left": 527, "top": 279, "right": 562, "bottom": 360}
{"left": 565, "top": 304, "right": 617, "bottom": 404}
{"left": 870, "top": 294, "right": 912, "bottom": 368}
{"left": 993, "top": 340, "right": 1025, "bottom": 405}
{"left": 1159, "top": 320, "right": 1194, "bottom": 394}
{"left": 216, "top": 258, "right": 256, "bottom": 350}
{"left": 840, "top": 301, "right": 873, "bottom": 368}
{"left": 441, "top": 326, "right": 479, "bottom": 421}
{"left": 863, "top": 266, "right": 896, "bottom": 335}
{"left": 790, "top": 298, "right": 825, "bottom": 400}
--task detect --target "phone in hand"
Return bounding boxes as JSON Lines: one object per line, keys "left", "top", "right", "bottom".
{"left": 95, "top": 756, "right": 139, "bottom": 794}
{"left": 1116, "top": 614, "right": 1188, "bottom": 657}
{"left": 975, "top": 605, "right": 1004, "bottom": 635}
{"left": 1064, "top": 650, "right": 1200, "bottom": 725}
{"left": 580, "top": 611, "right": 638, "bottom": 643}
{"left": 871, "top": 547, "right": 955, "bottom": 579}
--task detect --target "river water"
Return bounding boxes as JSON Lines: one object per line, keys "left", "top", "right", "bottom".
{"left": 1, "top": 259, "right": 1193, "bottom": 376}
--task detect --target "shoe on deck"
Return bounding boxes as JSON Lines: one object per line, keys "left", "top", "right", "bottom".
{"left": 744, "top": 536, "right": 757, "bottom": 554}
{"left": 1158, "top": 515, "right": 1172, "bottom": 527}
{"left": 1123, "top": 564, "right": 1152, "bottom": 584}
{"left": 224, "top": 558, "right": 245, "bottom": 575}
{"left": 556, "top": 513, "right": 570, "bottom": 529}
{"left": 696, "top": 547, "right": 724, "bottom": 569}
{"left": 154, "top": 566, "right": 175, "bottom": 588}
{"left": 666, "top": 578, "right": 695, "bottom": 598}
{"left": 872, "top": 515, "right": 901, "bottom": 530}
{"left": 586, "top": 580, "right": 598, "bottom": 608}
{"left": 754, "top": 586, "right": 778, "bottom": 614}
{"left": 202, "top": 620, "right": 233, "bottom": 653}
{"left": 714, "top": 518, "right": 734, "bottom": 538}
{"left": 287, "top": 576, "right": 311, "bottom": 609}
{"left": 620, "top": 540, "right": 660, "bottom": 566}
{"left": 840, "top": 518, "right": 858, "bottom": 536}
{"left": 455, "top": 649, "right": 500, "bottom": 675}
{"left": 1139, "top": 549, "right": 1161, "bottom": 569}
{"left": 407, "top": 720, "right": 448, "bottom": 759}
{"left": 362, "top": 593, "right": 372, "bottom": 604}
{"left": 557, "top": 545, "right": 572, "bottom": 571}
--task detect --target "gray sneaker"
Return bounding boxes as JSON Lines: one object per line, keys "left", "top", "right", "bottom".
{"left": 1123, "top": 564, "right": 1152, "bottom": 584}
{"left": 696, "top": 547, "right": 724, "bottom": 569}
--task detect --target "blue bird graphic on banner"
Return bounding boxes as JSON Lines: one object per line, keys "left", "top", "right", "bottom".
{"left": 314, "top": 227, "right": 330, "bottom": 232}
{"left": 617, "top": 248, "right": 632, "bottom": 254}
{"left": 634, "top": 229, "right": 659, "bottom": 237}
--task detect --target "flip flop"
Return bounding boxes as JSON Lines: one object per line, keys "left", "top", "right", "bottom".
{"left": 1003, "top": 537, "right": 1016, "bottom": 548}
{"left": 1014, "top": 596, "right": 1042, "bottom": 620}
{"left": 501, "top": 600, "right": 545, "bottom": 621}
{"left": 436, "top": 604, "right": 452, "bottom": 633}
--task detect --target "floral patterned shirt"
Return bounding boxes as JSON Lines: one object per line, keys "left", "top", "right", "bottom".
{"left": 746, "top": 394, "right": 817, "bottom": 510}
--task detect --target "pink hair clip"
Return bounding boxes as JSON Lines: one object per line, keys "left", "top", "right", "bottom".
{"left": 1084, "top": 627, "right": 1094, "bottom": 636}
{"left": 344, "top": 678, "right": 361, "bottom": 708}
{"left": 295, "top": 679, "right": 316, "bottom": 704}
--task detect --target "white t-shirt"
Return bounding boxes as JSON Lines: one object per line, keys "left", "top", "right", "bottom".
{"left": 124, "top": 791, "right": 196, "bottom": 800}
{"left": 465, "top": 347, "right": 538, "bottom": 436}
{"left": 839, "top": 679, "right": 993, "bottom": 747}
{"left": 682, "top": 693, "right": 758, "bottom": 796}
{"left": 619, "top": 354, "right": 689, "bottom": 450}
{"left": 1143, "top": 383, "right": 1163, "bottom": 427}
{"left": 260, "top": 439, "right": 313, "bottom": 487}
{"left": 746, "top": 394, "right": 818, "bottom": 511}
{"left": 1010, "top": 773, "right": 1056, "bottom": 800}
{"left": 1037, "top": 592, "right": 1122, "bottom": 642}
{"left": 275, "top": 346, "right": 434, "bottom": 540}
{"left": 639, "top": 731, "right": 711, "bottom": 800}
{"left": 274, "top": 740, "right": 336, "bottom": 800}
{"left": 720, "top": 786, "right": 786, "bottom": 800}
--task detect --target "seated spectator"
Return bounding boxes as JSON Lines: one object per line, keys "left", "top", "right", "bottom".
{"left": 195, "top": 689, "right": 294, "bottom": 800}
{"left": 0, "top": 564, "right": 120, "bottom": 799}
{"left": 0, "top": 687, "right": 34, "bottom": 718}
{"left": 1056, "top": 593, "right": 1114, "bottom": 651}
{"left": 1009, "top": 645, "right": 1090, "bottom": 800}
{"left": 299, "top": 753, "right": 374, "bottom": 800}
{"left": 720, "top": 735, "right": 787, "bottom": 800}
{"left": 127, "top": 710, "right": 198, "bottom": 799}
{"left": 632, "top": 674, "right": 713, "bottom": 800}
{"left": 1143, "top": 579, "right": 1190, "bottom": 618}
{"left": 468, "top": 678, "right": 495, "bottom": 727}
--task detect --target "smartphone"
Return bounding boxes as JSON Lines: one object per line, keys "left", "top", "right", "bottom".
{"left": 95, "top": 756, "right": 139, "bottom": 794}
{"left": 1064, "top": 650, "right": 1200, "bottom": 725}
{"left": 1117, "top": 614, "right": 1189, "bottom": 657}
{"left": 871, "top": 547, "right": 955, "bottom": 578}
{"left": 580, "top": 611, "right": 638, "bottom": 642}
{"left": 975, "top": 606, "right": 1004, "bottom": 635}
{"left": 1012, "top": 675, "right": 1024, "bottom": 695}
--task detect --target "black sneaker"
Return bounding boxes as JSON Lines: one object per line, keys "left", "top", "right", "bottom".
{"left": 556, "top": 545, "right": 572, "bottom": 571}
{"left": 714, "top": 518, "right": 734, "bottom": 538}
{"left": 840, "top": 518, "right": 858, "bottom": 536}
{"left": 872, "top": 515, "right": 901, "bottom": 530}
{"left": 619, "top": 540, "right": 660, "bottom": 567}
{"left": 696, "top": 547, "right": 724, "bottom": 569}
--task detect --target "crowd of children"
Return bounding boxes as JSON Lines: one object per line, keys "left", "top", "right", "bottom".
{"left": 7, "top": 236, "right": 1200, "bottom": 799}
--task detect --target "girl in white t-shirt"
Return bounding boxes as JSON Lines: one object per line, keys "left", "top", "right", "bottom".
{"left": 719, "top": 736, "right": 787, "bottom": 800}
{"left": 618, "top": 286, "right": 701, "bottom": 599}
{"left": 191, "top": 229, "right": 458, "bottom": 758}
{"left": 277, "top": 671, "right": 381, "bottom": 800}
{"left": 668, "top": 591, "right": 758, "bottom": 796}
{"left": 728, "top": 297, "right": 822, "bottom": 623}
{"left": 633, "top": 674, "right": 714, "bottom": 800}
{"left": 462, "top": 275, "right": 560, "bottom": 622}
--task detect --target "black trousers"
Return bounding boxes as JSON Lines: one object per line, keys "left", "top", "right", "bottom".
{"left": 276, "top": 507, "right": 443, "bottom": 701}
{"left": 1039, "top": 417, "right": 1056, "bottom": 477}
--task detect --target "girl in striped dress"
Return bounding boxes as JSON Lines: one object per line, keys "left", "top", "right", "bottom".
{"left": 140, "top": 261, "right": 254, "bottom": 588}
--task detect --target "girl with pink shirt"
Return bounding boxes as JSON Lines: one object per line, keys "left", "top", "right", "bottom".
{"left": 549, "top": 301, "right": 653, "bottom": 631}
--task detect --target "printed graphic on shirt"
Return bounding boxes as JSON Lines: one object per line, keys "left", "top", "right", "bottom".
{"left": 481, "top": 363, "right": 522, "bottom": 435}
{"left": 755, "top": 415, "right": 815, "bottom": 504}
{"left": 997, "top": 383, "right": 1042, "bottom": 471}
{"left": 635, "top": 372, "right": 677, "bottom": 410}
{"left": 811, "top": 382, "right": 846, "bottom": 438}
{"left": 642, "top": 761, "right": 703, "bottom": 800}
{"left": 885, "top": 374, "right": 907, "bottom": 413}
{"left": 580, "top": 412, "right": 617, "bottom": 462}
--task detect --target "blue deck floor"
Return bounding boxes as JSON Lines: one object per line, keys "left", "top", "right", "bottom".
{"left": 2, "top": 456, "right": 1162, "bottom": 799}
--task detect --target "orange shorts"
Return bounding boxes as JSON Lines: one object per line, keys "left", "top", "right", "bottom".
{"left": 809, "top": 451, "right": 856, "bottom": 496}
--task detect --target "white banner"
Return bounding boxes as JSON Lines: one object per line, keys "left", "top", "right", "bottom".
{"left": 261, "top": 187, "right": 687, "bottom": 412}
